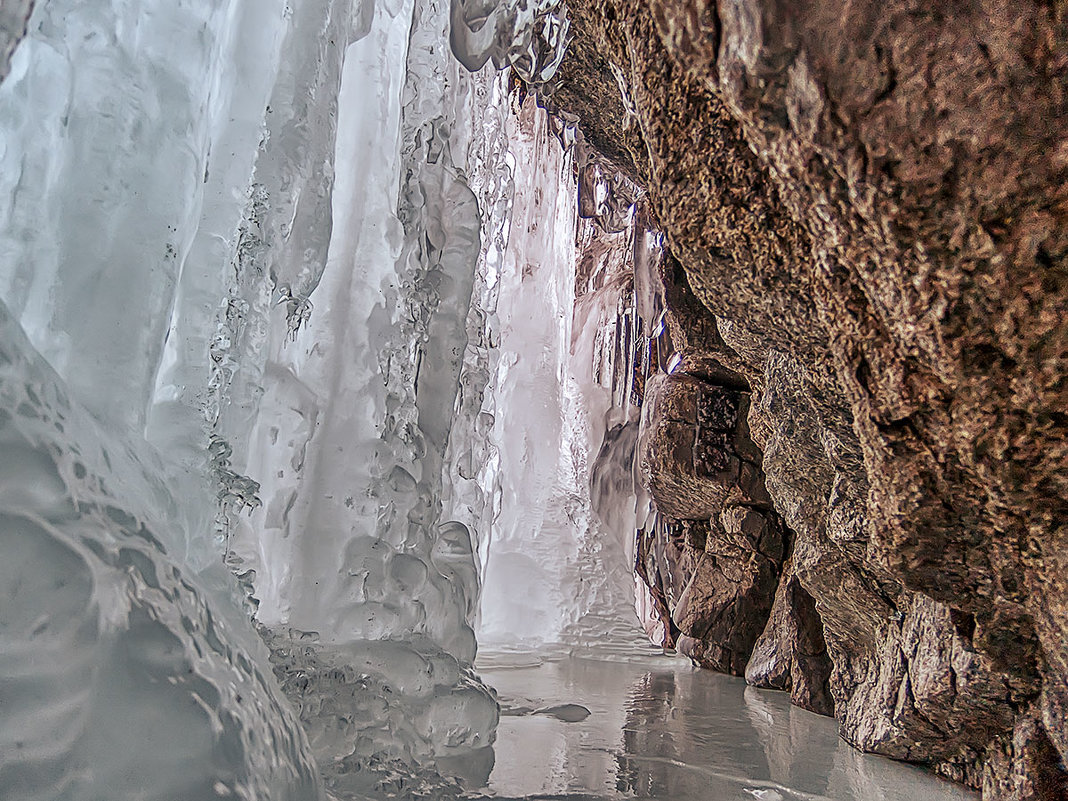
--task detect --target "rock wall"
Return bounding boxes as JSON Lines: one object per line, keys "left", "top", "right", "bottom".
{"left": 548, "top": 0, "right": 1068, "bottom": 798}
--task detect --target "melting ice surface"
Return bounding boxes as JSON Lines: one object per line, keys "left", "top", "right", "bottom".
{"left": 0, "top": 0, "right": 979, "bottom": 799}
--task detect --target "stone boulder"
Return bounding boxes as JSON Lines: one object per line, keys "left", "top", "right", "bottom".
{"left": 637, "top": 372, "right": 766, "bottom": 520}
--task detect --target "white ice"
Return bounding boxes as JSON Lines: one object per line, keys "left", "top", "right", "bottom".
{"left": 478, "top": 655, "right": 978, "bottom": 801}
{"left": 475, "top": 99, "right": 647, "bottom": 654}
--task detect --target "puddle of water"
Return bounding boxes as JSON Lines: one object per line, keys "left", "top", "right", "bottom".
{"left": 474, "top": 653, "right": 977, "bottom": 801}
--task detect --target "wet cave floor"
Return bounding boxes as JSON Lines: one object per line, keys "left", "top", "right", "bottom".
{"left": 474, "top": 653, "right": 977, "bottom": 801}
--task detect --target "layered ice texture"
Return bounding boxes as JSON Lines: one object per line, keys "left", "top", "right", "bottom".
{"left": 0, "top": 0, "right": 595, "bottom": 798}
{"left": 0, "top": 0, "right": 326, "bottom": 794}
{"left": 476, "top": 99, "right": 649, "bottom": 653}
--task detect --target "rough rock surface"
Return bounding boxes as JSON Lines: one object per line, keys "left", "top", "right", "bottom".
{"left": 638, "top": 372, "right": 764, "bottom": 519}
{"left": 554, "top": 0, "right": 1068, "bottom": 797}
{"left": 636, "top": 368, "right": 786, "bottom": 675}
{"left": 745, "top": 559, "right": 835, "bottom": 717}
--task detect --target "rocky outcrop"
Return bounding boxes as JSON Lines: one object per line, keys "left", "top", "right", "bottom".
{"left": 638, "top": 373, "right": 764, "bottom": 519}
{"left": 551, "top": 0, "right": 1068, "bottom": 797}
{"left": 745, "top": 560, "right": 835, "bottom": 717}
{"left": 635, "top": 368, "right": 787, "bottom": 675}
{"left": 675, "top": 505, "right": 784, "bottom": 675}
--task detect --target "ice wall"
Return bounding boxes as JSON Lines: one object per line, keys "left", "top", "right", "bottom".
{"left": 223, "top": 0, "right": 514, "bottom": 791}
{"left": 0, "top": 0, "right": 521, "bottom": 797}
{"left": 0, "top": 1, "right": 325, "bottom": 797}
{"left": 476, "top": 99, "right": 647, "bottom": 654}
{"left": 0, "top": 301, "right": 322, "bottom": 800}
{"left": 0, "top": 0, "right": 659, "bottom": 795}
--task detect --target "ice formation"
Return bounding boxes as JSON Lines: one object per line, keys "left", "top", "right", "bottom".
{"left": 0, "top": 301, "right": 322, "bottom": 800}
{"left": 0, "top": 0, "right": 321, "bottom": 796}
{"left": 0, "top": 0, "right": 657, "bottom": 796}
{"left": 476, "top": 99, "right": 649, "bottom": 653}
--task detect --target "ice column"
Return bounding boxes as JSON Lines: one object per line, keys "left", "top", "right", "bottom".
{"left": 223, "top": 0, "right": 514, "bottom": 793}
{"left": 476, "top": 99, "right": 647, "bottom": 652}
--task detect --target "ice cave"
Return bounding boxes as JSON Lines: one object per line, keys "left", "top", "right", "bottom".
{"left": 2, "top": 0, "right": 1066, "bottom": 799}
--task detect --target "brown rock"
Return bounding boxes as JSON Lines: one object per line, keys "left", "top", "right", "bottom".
{"left": 633, "top": 332, "right": 788, "bottom": 674}
{"left": 673, "top": 517, "right": 782, "bottom": 675}
{"left": 982, "top": 713, "right": 1068, "bottom": 801}
{"left": 638, "top": 372, "right": 768, "bottom": 519}
{"left": 555, "top": 0, "right": 1068, "bottom": 794}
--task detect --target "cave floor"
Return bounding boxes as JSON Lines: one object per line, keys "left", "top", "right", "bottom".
{"left": 473, "top": 653, "right": 976, "bottom": 801}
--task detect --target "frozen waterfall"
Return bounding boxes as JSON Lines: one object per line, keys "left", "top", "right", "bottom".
{"left": 476, "top": 98, "right": 650, "bottom": 653}
{"left": 0, "top": 0, "right": 637, "bottom": 797}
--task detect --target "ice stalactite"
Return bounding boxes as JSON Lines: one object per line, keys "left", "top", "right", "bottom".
{"left": 476, "top": 97, "right": 580, "bottom": 647}
{"left": 200, "top": 0, "right": 373, "bottom": 554}
{"left": 448, "top": 0, "right": 570, "bottom": 83}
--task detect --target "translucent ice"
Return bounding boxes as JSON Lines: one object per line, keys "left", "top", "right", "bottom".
{"left": 0, "top": 301, "right": 322, "bottom": 799}
{"left": 476, "top": 99, "right": 647, "bottom": 654}
{"left": 0, "top": 0, "right": 32, "bottom": 82}
{"left": 449, "top": 0, "right": 570, "bottom": 83}
{"left": 0, "top": 0, "right": 329, "bottom": 797}
{"left": 222, "top": 0, "right": 513, "bottom": 789}
{"left": 0, "top": 0, "right": 513, "bottom": 795}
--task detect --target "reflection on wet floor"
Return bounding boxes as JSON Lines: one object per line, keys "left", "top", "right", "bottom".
{"left": 475, "top": 654, "right": 977, "bottom": 801}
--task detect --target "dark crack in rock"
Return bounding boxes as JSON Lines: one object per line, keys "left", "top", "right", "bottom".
{"left": 0, "top": 0, "right": 34, "bottom": 84}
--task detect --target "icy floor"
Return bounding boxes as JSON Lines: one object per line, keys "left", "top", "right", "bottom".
{"left": 474, "top": 653, "right": 978, "bottom": 801}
